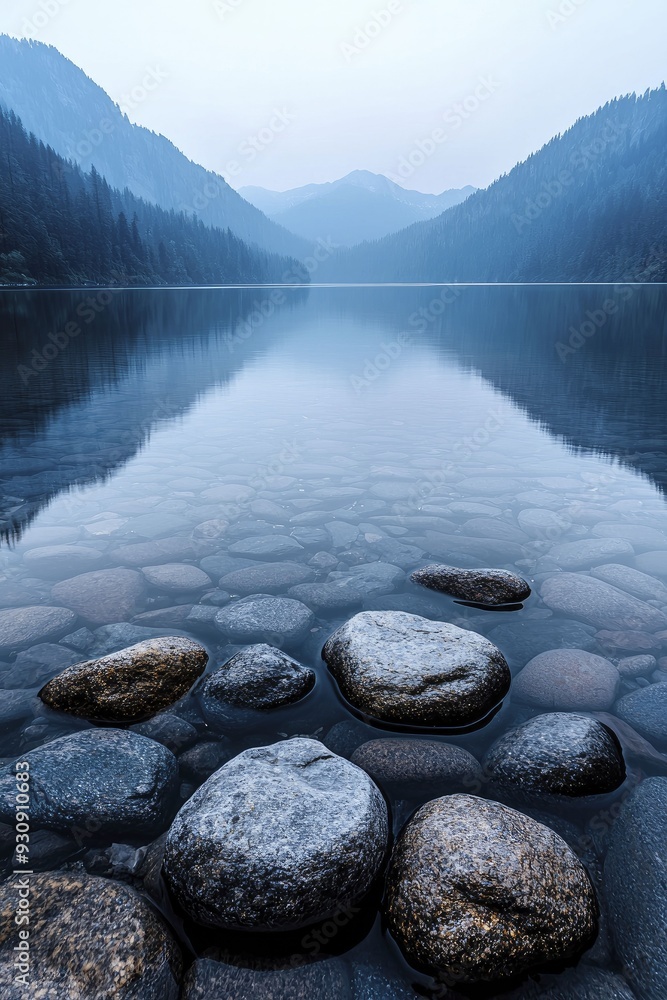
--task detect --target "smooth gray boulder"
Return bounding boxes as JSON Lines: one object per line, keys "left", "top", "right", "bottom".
{"left": 513, "top": 648, "right": 620, "bottom": 711}
{"left": 201, "top": 644, "right": 315, "bottom": 713}
{"left": 605, "top": 777, "right": 667, "bottom": 1000}
{"left": 540, "top": 575, "right": 667, "bottom": 632}
{"left": 323, "top": 611, "right": 511, "bottom": 727}
{"left": 215, "top": 597, "right": 314, "bottom": 646}
{"left": 219, "top": 562, "right": 314, "bottom": 595}
{"left": 615, "top": 683, "right": 667, "bottom": 744}
{"left": 0, "top": 872, "right": 182, "bottom": 999}
{"left": 385, "top": 794, "right": 598, "bottom": 984}
{"left": 591, "top": 563, "right": 667, "bottom": 603}
{"left": 228, "top": 535, "right": 305, "bottom": 560}
{"left": 411, "top": 564, "right": 531, "bottom": 605}
{"left": 548, "top": 538, "right": 634, "bottom": 570}
{"left": 51, "top": 568, "right": 146, "bottom": 624}
{"left": 163, "top": 738, "right": 388, "bottom": 930}
{"left": 483, "top": 713, "right": 626, "bottom": 797}
{"left": 351, "top": 739, "right": 482, "bottom": 794}
{"left": 0, "top": 729, "right": 179, "bottom": 838}
{"left": 0, "top": 606, "right": 77, "bottom": 655}
{"left": 39, "top": 637, "right": 208, "bottom": 722}
{"left": 141, "top": 563, "right": 212, "bottom": 592}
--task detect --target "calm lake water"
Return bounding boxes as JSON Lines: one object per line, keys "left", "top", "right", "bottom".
{"left": 1, "top": 284, "right": 666, "bottom": 997}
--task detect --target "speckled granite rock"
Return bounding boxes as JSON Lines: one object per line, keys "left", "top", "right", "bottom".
{"left": 605, "top": 777, "right": 667, "bottom": 1000}
{"left": 540, "top": 574, "right": 667, "bottom": 633}
{"left": 181, "top": 958, "right": 349, "bottom": 999}
{"left": 163, "top": 738, "right": 388, "bottom": 930}
{"left": 513, "top": 649, "right": 620, "bottom": 711}
{"left": 39, "top": 637, "right": 208, "bottom": 722}
{"left": 615, "top": 682, "right": 667, "bottom": 744}
{"left": 411, "top": 564, "right": 531, "bottom": 605}
{"left": 215, "top": 597, "right": 315, "bottom": 646}
{"left": 322, "top": 612, "right": 511, "bottom": 727}
{"left": 0, "top": 606, "right": 77, "bottom": 656}
{"left": 385, "top": 794, "right": 598, "bottom": 984}
{"left": 351, "top": 739, "right": 482, "bottom": 794}
{"left": 508, "top": 966, "right": 637, "bottom": 998}
{"left": 202, "top": 644, "right": 315, "bottom": 712}
{"left": 483, "top": 713, "right": 626, "bottom": 797}
{"left": 51, "top": 568, "right": 147, "bottom": 624}
{"left": 0, "top": 872, "right": 182, "bottom": 998}
{"left": 0, "top": 729, "right": 179, "bottom": 838}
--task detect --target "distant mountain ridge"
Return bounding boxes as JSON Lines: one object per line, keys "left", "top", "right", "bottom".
{"left": 325, "top": 88, "right": 667, "bottom": 282}
{"left": 0, "top": 35, "right": 308, "bottom": 258}
{"left": 240, "top": 171, "right": 475, "bottom": 246}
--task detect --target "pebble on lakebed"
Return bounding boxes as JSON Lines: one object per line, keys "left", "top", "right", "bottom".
{"left": 322, "top": 611, "right": 511, "bottom": 727}
{"left": 39, "top": 636, "right": 208, "bottom": 722}
{"left": 0, "top": 872, "right": 182, "bottom": 999}
{"left": 385, "top": 794, "right": 599, "bottom": 985}
{"left": 163, "top": 738, "right": 388, "bottom": 930}
{"left": 483, "top": 713, "right": 626, "bottom": 798}
{"left": 201, "top": 643, "right": 315, "bottom": 712}
{"left": 411, "top": 564, "right": 531, "bottom": 605}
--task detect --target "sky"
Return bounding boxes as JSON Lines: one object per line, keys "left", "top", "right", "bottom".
{"left": 2, "top": 0, "right": 666, "bottom": 194}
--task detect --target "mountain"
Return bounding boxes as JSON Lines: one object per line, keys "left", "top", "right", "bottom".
{"left": 0, "top": 35, "right": 308, "bottom": 258}
{"left": 240, "top": 171, "right": 475, "bottom": 246}
{"left": 325, "top": 88, "right": 667, "bottom": 282}
{"left": 0, "top": 107, "right": 304, "bottom": 286}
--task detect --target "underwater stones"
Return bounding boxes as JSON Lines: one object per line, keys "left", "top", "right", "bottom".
{"left": 325, "top": 562, "right": 405, "bottom": 599}
{"left": 605, "top": 778, "right": 667, "bottom": 1000}
{"left": 615, "top": 683, "right": 667, "bottom": 744}
{"left": 0, "top": 729, "right": 179, "bottom": 837}
{"left": 51, "top": 568, "right": 146, "bottom": 624}
{"left": 483, "top": 713, "right": 626, "bottom": 797}
{"left": 385, "top": 794, "right": 598, "bottom": 984}
{"left": 228, "top": 535, "right": 305, "bottom": 560}
{"left": 351, "top": 739, "right": 482, "bottom": 794}
{"left": 0, "top": 606, "right": 77, "bottom": 656}
{"left": 513, "top": 648, "right": 620, "bottom": 711}
{"left": 411, "top": 564, "right": 531, "bottom": 605}
{"left": 39, "top": 637, "right": 208, "bottom": 722}
{"left": 218, "top": 562, "right": 314, "bottom": 595}
{"left": 548, "top": 538, "right": 635, "bottom": 571}
{"left": 163, "top": 739, "right": 388, "bottom": 930}
{"left": 22, "top": 543, "right": 104, "bottom": 578}
{"left": 322, "top": 611, "right": 511, "bottom": 727}
{"left": 287, "top": 582, "right": 363, "bottom": 613}
{"left": 590, "top": 563, "right": 667, "bottom": 603}
{"left": 540, "top": 574, "right": 667, "bottom": 632}
{"left": 0, "top": 872, "right": 182, "bottom": 999}
{"left": 201, "top": 644, "right": 315, "bottom": 712}
{"left": 141, "top": 563, "right": 212, "bottom": 592}
{"left": 214, "top": 597, "right": 314, "bottom": 647}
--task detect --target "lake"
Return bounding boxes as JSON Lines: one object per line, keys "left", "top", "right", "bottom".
{"left": 1, "top": 284, "right": 666, "bottom": 997}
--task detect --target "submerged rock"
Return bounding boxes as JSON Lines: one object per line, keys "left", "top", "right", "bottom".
{"left": 513, "top": 648, "right": 620, "bottom": 711}
{"left": 615, "top": 682, "right": 667, "bottom": 743}
{"left": 411, "top": 564, "right": 531, "bottom": 605}
{"left": 51, "top": 568, "right": 146, "bottom": 624}
{"left": 163, "top": 738, "right": 388, "bottom": 930}
{"left": 181, "top": 958, "right": 348, "bottom": 999}
{"left": 39, "top": 637, "right": 208, "bottom": 722}
{"left": 141, "top": 563, "right": 212, "bottom": 592}
{"left": 385, "top": 794, "right": 598, "bottom": 984}
{"left": 483, "top": 713, "right": 626, "bottom": 797}
{"left": 0, "top": 729, "right": 179, "bottom": 838}
{"left": 323, "top": 611, "right": 511, "bottom": 727}
{"left": 215, "top": 597, "right": 314, "bottom": 647}
{"left": 605, "top": 777, "right": 667, "bottom": 1000}
{"left": 0, "top": 606, "right": 77, "bottom": 656}
{"left": 219, "top": 562, "right": 314, "bottom": 595}
{"left": 540, "top": 574, "right": 667, "bottom": 633}
{"left": 0, "top": 872, "right": 182, "bottom": 999}
{"left": 351, "top": 739, "right": 482, "bottom": 794}
{"left": 201, "top": 644, "right": 315, "bottom": 712}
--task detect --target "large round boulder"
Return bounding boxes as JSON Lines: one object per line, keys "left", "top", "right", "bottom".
{"left": 0, "top": 729, "right": 179, "bottom": 838}
{"left": 483, "top": 713, "right": 626, "bottom": 797}
{"left": 0, "top": 606, "right": 77, "bottom": 656}
{"left": 0, "top": 872, "right": 182, "bottom": 998}
{"left": 39, "top": 637, "right": 208, "bottom": 722}
{"left": 322, "top": 611, "right": 511, "bottom": 727}
{"left": 163, "top": 738, "right": 388, "bottom": 930}
{"left": 411, "top": 564, "right": 531, "bottom": 606}
{"left": 385, "top": 794, "right": 598, "bottom": 984}
{"left": 51, "top": 568, "right": 146, "bottom": 624}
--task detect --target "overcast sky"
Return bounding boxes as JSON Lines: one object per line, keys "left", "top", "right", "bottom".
{"left": 3, "top": 0, "right": 665, "bottom": 193}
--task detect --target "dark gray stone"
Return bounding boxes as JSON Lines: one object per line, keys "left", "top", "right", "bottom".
{"left": 0, "top": 643, "right": 80, "bottom": 688}
{"left": 181, "top": 958, "right": 349, "bottom": 999}
{"left": 483, "top": 713, "right": 626, "bottom": 797}
{"left": 40, "top": 637, "right": 208, "bottom": 722}
{"left": 163, "top": 738, "right": 388, "bottom": 930}
{"left": 385, "top": 794, "right": 598, "bottom": 984}
{"left": 0, "top": 872, "right": 182, "bottom": 999}
{"left": 0, "top": 729, "right": 179, "bottom": 838}
{"left": 0, "top": 606, "right": 77, "bottom": 655}
{"left": 605, "top": 777, "right": 667, "bottom": 1000}
{"left": 178, "top": 741, "right": 230, "bottom": 782}
{"left": 411, "top": 564, "right": 531, "bottom": 605}
{"left": 351, "top": 739, "right": 482, "bottom": 794}
{"left": 323, "top": 611, "right": 510, "bottom": 727}
{"left": 202, "top": 644, "right": 315, "bottom": 713}
{"left": 215, "top": 597, "right": 314, "bottom": 646}
{"left": 130, "top": 713, "right": 199, "bottom": 752}
{"left": 615, "top": 683, "right": 667, "bottom": 744}
{"left": 508, "top": 966, "right": 636, "bottom": 998}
